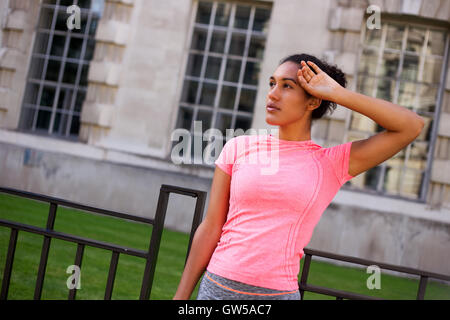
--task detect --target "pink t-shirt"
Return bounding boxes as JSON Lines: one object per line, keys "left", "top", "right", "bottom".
{"left": 207, "top": 134, "right": 354, "bottom": 291}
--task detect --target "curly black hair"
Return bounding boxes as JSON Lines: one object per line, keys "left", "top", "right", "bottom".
{"left": 279, "top": 53, "right": 347, "bottom": 121}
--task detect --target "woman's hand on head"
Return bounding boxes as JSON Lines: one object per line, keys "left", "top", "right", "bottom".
{"left": 297, "top": 61, "right": 344, "bottom": 102}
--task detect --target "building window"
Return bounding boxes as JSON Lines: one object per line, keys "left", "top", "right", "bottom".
{"left": 175, "top": 0, "right": 271, "bottom": 160}
{"left": 348, "top": 22, "right": 449, "bottom": 200}
{"left": 19, "top": 0, "right": 104, "bottom": 139}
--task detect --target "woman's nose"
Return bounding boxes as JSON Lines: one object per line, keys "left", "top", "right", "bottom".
{"left": 268, "top": 85, "right": 280, "bottom": 101}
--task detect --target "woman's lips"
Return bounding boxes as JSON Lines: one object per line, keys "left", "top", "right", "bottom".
{"left": 266, "top": 104, "right": 280, "bottom": 112}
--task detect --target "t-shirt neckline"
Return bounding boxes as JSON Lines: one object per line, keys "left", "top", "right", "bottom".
{"left": 268, "top": 134, "right": 315, "bottom": 146}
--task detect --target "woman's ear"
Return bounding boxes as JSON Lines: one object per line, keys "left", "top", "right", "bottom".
{"left": 307, "top": 97, "right": 322, "bottom": 111}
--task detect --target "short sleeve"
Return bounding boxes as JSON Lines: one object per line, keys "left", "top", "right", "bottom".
{"left": 323, "top": 141, "right": 354, "bottom": 185}
{"left": 214, "top": 137, "right": 238, "bottom": 176}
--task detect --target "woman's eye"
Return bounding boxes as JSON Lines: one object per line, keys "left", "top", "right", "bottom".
{"left": 284, "top": 84, "right": 292, "bottom": 89}
{"left": 269, "top": 82, "right": 275, "bottom": 87}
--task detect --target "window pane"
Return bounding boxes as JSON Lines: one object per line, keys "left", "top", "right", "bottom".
{"left": 84, "top": 39, "right": 96, "bottom": 60}
{"left": 385, "top": 24, "right": 404, "bottom": 50}
{"left": 177, "top": 107, "right": 194, "bottom": 131}
{"left": 23, "top": 83, "right": 40, "bottom": 105}
{"left": 196, "top": 110, "right": 213, "bottom": 132}
{"left": 427, "top": 30, "right": 446, "bottom": 56}
{"left": 50, "top": 35, "right": 66, "bottom": 56}
{"left": 181, "top": 80, "right": 199, "bottom": 104}
{"left": 215, "top": 112, "right": 233, "bottom": 133}
{"left": 63, "top": 62, "right": 79, "bottom": 84}
{"left": 210, "top": 31, "right": 226, "bottom": 53}
{"left": 418, "top": 85, "right": 437, "bottom": 113}
{"left": 196, "top": 1, "right": 212, "bottom": 24}
{"left": 45, "top": 59, "right": 61, "bottom": 82}
{"left": 406, "top": 27, "right": 426, "bottom": 54}
{"left": 383, "top": 165, "right": 401, "bottom": 194}
{"left": 186, "top": 53, "right": 203, "bottom": 77}
{"left": 401, "top": 169, "right": 423, "bottom": 198}
{"left": 36, "top": 110, "right": 52, "bottom": 130}
{"left": 358, "top": 49, "right": 378, "bottom": 76}
{"left": 215, "top": 3, "right": 231, "bottom": 27}
{"left": 401, "top": 54, "right": 420, "bottom": 82}
{"left": 357, "top": 76, "right": 376, "bottom": 96}
{"left": 376, "top": 78, "right": 395, "bottom": 101}
{"left": 40, "top": 86, "right": 56, "bottom": 107}
{"left": 199, "top": 82, "right": 217, "bottom": 106}
{"left": 29, "top": 57, "right": 46, "bottom": 80}
{"left": 68, "top": 37, "right": 84, "bottom": 59}
{"left": 243, "top": 61, "right": 260, "bottom": 85}
{"left": 39, "top": 7, "right": 54, "bottom": 29}
{"left": 34, "top": 33, "right": 50, "bottom": 54}
{"left": 191, "top": 28, "right": 207, "bottom": 51}
{"left": 409, "top": 141, "right": 428, "bottom": 170}
{"left": 224, "top": 59, "right": 241, "bottom": 83}
{"left": 205, "top": 56, "right": 222, "bottom": 80}
{"left": 235, "top": 116, "right": 252, "bottom": 131}
{"left": 398, "top": 81, "right": 417, "bottom": 109}
{"left": 253, "top": 7, "right": 271, "bottom": 32}
{"left": 79, "top": 65, "right": 89, "bottom": 86}
{"left": 423, "top": 58, "right": 443, "bottom": 84}
{"left": 57, "top": 88, "right": 73, "bottom": 111}
{"left": 365, "top": 27, "right": 382, "bottom": 47}
{"left": 74, "top": 90, "right": 86, "bottom": 112}
{"left": 229, "top": 32, "right": 246, "bottom": 56}
{"left": 379, "top": 51, "right": 400, "bottom": 78}
{"left": 234, "top": 5, "right": 251, "bottom": 30}
{"left": 248, "top": 36, "right": 265, "bottom": 59}
{"left": 364, "top": 166, "right": 381, "bottom": 191}
{"left": 238, "top": 89, "right": 256, "bottom": 113}
{"left": 70, "top": 115, "right": 80, "bottom": 135}
{"left": 219, "top": 85, "right": 237, "bottom": 110}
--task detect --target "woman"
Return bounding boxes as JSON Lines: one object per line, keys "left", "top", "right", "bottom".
{"left": 173, "top": 53, "right": 424, "bottom": 300}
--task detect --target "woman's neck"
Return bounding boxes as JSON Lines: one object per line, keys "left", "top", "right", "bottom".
{"left": 278, "top": 121, "right": 311, "bottom": 142}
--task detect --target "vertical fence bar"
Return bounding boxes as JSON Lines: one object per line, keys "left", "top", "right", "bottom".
{"left": 104, "top": 251, "right": 120, "bottom": 300}
{"left": 139, "top": 188, "right": 169, "bottom": 300}
{"left": 416, "top": 275, "right": 428, "bottom": 300}
{"left": 34, "top": 202, "right": 58, "bottom": 300}
{"left": 1, "top": 229, "right": 19, "bottom": 300}
{"left": 185, "top": 191, "right": 206, "bottom": 266}
{"left": 299, "top": 253, "right": 312, "bottom": 300}
{"left": 68, "top": 243, "right": 85, "bottom": 300}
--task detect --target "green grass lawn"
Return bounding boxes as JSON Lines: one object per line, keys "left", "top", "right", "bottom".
{"left": 0, "top": 192, "right": 449, "bottom": 300}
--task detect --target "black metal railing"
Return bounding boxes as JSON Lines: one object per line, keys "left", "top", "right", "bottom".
{"left": 0, "top": 185, "right": 206, "bottom": 300}
{"left": 298, "top": 248, "right": 450, "bottom": 300}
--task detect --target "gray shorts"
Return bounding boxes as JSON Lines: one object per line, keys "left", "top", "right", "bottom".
{"left": 196, "top": 271, "right": 301, "bottom": 300}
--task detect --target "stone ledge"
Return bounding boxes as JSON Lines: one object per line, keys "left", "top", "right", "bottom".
{"left": 96, "top": 20, "right": 131, "bottom": 46}
{"left": 88, "top": 61, "right": 121, "bottom": 86}
{"left": 80, "top": 102, "right": 114, "bottom": 128}
{"left": 5, "top": 9, "right": 27, "bottom": 31}
{"left": 0, "top": 48, "right": 24, "bottom": 71}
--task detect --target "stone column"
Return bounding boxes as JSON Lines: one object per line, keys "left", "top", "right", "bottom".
{"left": 79, "top": 0, "right": 134, "bottom": 145}
{"left": 0, "top": 0, "right": 40, "bottom": 129}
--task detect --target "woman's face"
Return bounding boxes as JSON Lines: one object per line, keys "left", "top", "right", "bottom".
{"left": 265, "top": 61, "right": 316, "bottom": 126}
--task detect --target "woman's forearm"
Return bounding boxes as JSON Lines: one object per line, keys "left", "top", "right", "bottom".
{"left": 173, "top": 221, "right": 222, "bottom": 300}
{"left": 334, "top": 87, "right": 424, "bottom": 133}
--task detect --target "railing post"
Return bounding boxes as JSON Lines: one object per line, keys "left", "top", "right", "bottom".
{"left": 1, "top": 228, "right": 19, "bottom": 300}
{"left": 68, "top": 243, "right": 85, "bottom": 300}
{"left": 416, "top": 276, "right": 428, "bottom": 300}
{"left": 104, "top": 251, "right": 120, "bottom": 300}
{"left": 299, "top": 253, "right": 312, "bottom": 300}
{"left": 34, "top": 202, "right": 57, "bottom": 300}
{"left": 139, "top": 187, "right": 169, "bottom": 300}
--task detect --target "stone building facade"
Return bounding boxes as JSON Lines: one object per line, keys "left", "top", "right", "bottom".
{"left": 0, "top": 0, "right": 449, "bottom": 277}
